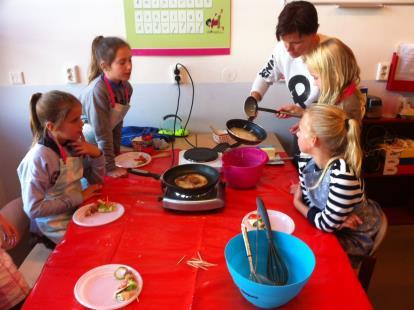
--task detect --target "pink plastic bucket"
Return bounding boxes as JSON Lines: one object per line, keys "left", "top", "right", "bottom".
{"left": 222, "top": 147, "right": 268, "bottom": 189}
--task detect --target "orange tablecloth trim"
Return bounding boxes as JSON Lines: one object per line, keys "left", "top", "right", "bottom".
{"left": 23, "top": 151, "right": 372, "bottom": 309}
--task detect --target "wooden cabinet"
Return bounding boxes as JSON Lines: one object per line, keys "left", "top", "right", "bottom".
{"left": 361, "top": 117, "right": 414, "bottom": 224}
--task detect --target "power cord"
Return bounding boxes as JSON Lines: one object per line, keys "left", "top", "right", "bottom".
{"left": 172, "top": 63, "right": 196, "bottom": 151}
{"left": 175, "top": 63, "right": 195, "bottom": 133}
{"left": 168, "top": 63, "right": 197, "bottom": 167}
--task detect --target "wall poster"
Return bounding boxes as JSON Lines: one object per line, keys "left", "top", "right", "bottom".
{"left": 123, "top": 0, "right": 231, "bottom": 56}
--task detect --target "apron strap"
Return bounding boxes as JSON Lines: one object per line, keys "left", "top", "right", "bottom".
{"left": 103, "top": 75, "right": 130, "bottom": 108}
{"left": 47, "top": 130, "right": 68, "bottom": 163}
{"left": 337, "top": 82, "right": 356, "bottom": 103}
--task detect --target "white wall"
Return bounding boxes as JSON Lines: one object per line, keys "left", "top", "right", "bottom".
{"left": 1, "top": 0, "right": 413, "bottom": 86}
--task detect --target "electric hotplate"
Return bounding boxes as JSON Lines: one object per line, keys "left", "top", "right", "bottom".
{"left": 178, "top": 149, "right": 223, "bottom": 170}
{"left": 162, "top": 182, "right": 225, "bottom": 211}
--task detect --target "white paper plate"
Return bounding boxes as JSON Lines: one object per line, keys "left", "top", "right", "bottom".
{"left": 74, "top": 264, "right": 143, "bottom": 310}
{"left": 242, "top": 210, "right": 295, "bottom": 234}
{"left": 73, "top": 202, "right": 124, "bottom": 227}
{"left": 115, "top": 152, "right": 151, "bottom": 168}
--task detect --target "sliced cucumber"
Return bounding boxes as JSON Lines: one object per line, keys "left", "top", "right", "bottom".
{"left": 114, "top": 266, "right": 128, "bottom": 280}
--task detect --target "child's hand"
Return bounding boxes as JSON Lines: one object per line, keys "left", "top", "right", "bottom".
{"left": 339, "top": 214, "right": 363, "bottom": 230}
{"left": 276, "top": 104, "right": 303, "bottom": 119}
{"left": 0, "top": 215, "right": 18, "bottom": 250}
{"left": 82, "top": 184, "right": 102, "bottom": 201}
{"left": 289, "top": 182, "right": 299, "bottom": 194}
{"left": 293, "top": 185, "right": 303, "bottom": 205}
{"left": 107, "top": 167, "right": 128, "bottom": 178}
{"left": 289, "top": 122, "right": 299, "bottom": 134}
{"left": 69, "top": 136, "right": 102, "bottom": 158}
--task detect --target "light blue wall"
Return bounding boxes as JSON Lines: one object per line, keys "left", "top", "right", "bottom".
{"left": 0, "top": 82, "right": 297, "bottom": 205}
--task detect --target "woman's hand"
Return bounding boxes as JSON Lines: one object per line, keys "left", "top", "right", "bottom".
{"left": 276, "top": 104, "right": 304, "bottom": 119}
{"left": 339, "top": 214, "right": 363, "bottom": 230}
{"left": 81, "top": 184, "right": 102, "bottom": 201}
{"left": 69, "top": 136, "right": 102, "bottom": 158}
{"left": 107, "top": 167, "right": 128, "bottom": 178}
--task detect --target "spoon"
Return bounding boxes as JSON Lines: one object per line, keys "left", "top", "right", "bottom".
{"left": 241, "top": 224, "right": 274, "bottom": 285}
{"left": 244, "top": 96, "right": 301, "bottom": 119}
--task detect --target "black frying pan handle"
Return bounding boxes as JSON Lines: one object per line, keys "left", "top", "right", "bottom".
{"left": 212, "top": 142, "right": 231, "bottom": 153}
{"left": 128, "top": 168, "right": 161, "bottom": 180}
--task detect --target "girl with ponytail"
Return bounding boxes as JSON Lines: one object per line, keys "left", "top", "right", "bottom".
{"left": 293, "top": 104, "right": 381, "bottom": 268}
{"left": 18, "top": 91, "right": 105, "bottom": 244}
{"left": 80, "top": 36, "right": 133, "bottom": 178}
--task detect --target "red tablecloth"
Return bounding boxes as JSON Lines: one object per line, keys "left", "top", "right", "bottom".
{"left": 23, "top": 151, "right": 372, "bottom": 309}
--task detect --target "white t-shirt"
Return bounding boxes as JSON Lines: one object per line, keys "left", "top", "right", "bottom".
{"left": 251, "top": 34, "right": 327, "bottom": 108}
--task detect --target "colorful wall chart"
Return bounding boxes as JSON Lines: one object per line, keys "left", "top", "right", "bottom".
{"left": 123, "top": 0, "right": 231, "bottom": 56}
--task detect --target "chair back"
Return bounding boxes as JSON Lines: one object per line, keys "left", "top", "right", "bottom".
{"left": 0, "top": 198, "right": 29, "bottom": 247}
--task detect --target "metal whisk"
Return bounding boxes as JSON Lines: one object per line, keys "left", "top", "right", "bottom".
{"left": 256, "top": 197, "right": 288, "bottom": 285}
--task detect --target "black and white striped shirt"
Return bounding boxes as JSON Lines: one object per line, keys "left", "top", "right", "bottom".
{"left": 298, "top": 156, "right": 364, "bottom": 232}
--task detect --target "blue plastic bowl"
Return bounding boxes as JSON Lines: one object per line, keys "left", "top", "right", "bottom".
{"left": 225, "top": 230, "right": 315, "bottom": 309}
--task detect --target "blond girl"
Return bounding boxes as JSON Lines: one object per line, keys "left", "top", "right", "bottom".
{"left": 279, "top": 38, "right": 365, "bottom": 123}
{"left": 293, "top": 105, "right": 380, "bottom": 267}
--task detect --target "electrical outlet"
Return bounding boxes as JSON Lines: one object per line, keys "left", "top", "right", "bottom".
{"left": 9, "top": 72, "right": 25, "bottom": 85}
{"left": 376, "top": 62, "right": 390, "bottom": 81}
{"left": 65, "top": 65, "right": 79, "bottom": 84}
{"left": 170, "top": 64, "right": 184, "bottom": 84}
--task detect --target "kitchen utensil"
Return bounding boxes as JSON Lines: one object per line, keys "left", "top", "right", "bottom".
{"left": 244, "top": 96, "right": 301, "bottom": 119}
{"left": 209, "top": 125, "right": 232, "bottom": 144}
{"left": 241, "top": 224, "right": 273, "bottom": 285}
{"left": 256, "top": 196, "right": 288, "bottom": 285}
{"left": 225, "top": 230, "right": 315, "bottom": 308}
{"left": 128, "top": 163, "right": 220, "bottom": 195}
{"left": 267, "top": 156, "right": 295, "bottom": 165}
{"left": 74, "top": 264, "right": 143, "bottom": 309}
{"left": 242, "top": 210, "right": 295, "bottom": 234}
{"left": 73, "top": 202, "right": 124, "bottom": 227}
{"left": 222, "top": 147, "right": 268, "bottom": 189}
{"left": 151, "top": 152, "right": 171, "bottom": 159}
{"left": 226, "top": 119, "right": 267, "bottom": 145}
{"left": 115, "top": 152, "right": 151, "bottom": 169}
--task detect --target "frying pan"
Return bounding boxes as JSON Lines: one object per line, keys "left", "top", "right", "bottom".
{"left": 211, "top": 119, "right": 268, "bottom": 153}
{"left": 128, "top": 163, "right": 219, "bottom": 195}
{"left": 226, "top": 119, "right": 267, "bottom": 145}
{"left": 244, "top": 96, "right": 301, "bottom": 119}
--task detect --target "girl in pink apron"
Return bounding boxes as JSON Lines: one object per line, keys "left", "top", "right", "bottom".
{"left": 293, "top": 105, "right": 381, "bottom": 268}
{"left": 18, "top": 91, "right": 105, "bottom": 244}
{"left": 80, "top": 36, "right": 133, "bottom": 178}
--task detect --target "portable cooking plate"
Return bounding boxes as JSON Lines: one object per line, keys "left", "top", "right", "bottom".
{"left": 129, "top": 164, "right": 225, "bottom": 211}
{"left": 180, "top": 119, "right": 267, "bottom": 169}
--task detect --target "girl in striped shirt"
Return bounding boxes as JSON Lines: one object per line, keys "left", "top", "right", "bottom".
{"left": 292, "top": 104, "right": 381, "bottom": 267}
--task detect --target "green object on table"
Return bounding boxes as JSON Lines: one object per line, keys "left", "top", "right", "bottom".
{"left": 159, "top": 114, "right": 189, "bottom": 137}
{"left": 158, "top": 128, "right": 189, "bottom": 137}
